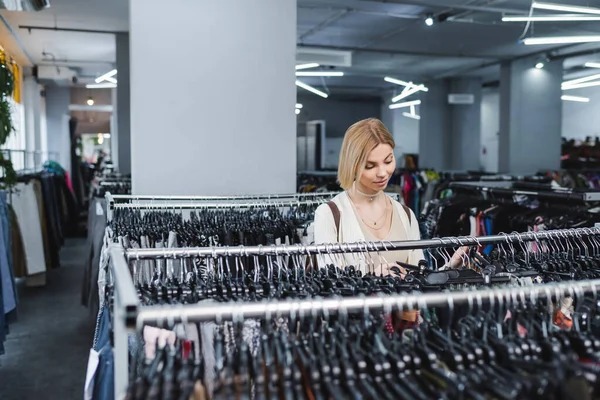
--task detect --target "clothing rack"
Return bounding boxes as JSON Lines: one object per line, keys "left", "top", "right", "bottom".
{"left": 135, "top": 277, "right": 600, "bottom": 326}
{"left": 105, "top": 191, "right": 401, "bottom": 221}
{"left": 449, "top": 180, "right": 600, "bottom": 202}
{"left": 124, "top": 227, "right": 599, "bottom": 260}
{"left": 107, "top": 226, "right": 600, "bottom": 398}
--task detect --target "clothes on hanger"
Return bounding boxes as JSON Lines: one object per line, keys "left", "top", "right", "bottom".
{"left": 101, "top": 227, "right": 600, "bottom": 400}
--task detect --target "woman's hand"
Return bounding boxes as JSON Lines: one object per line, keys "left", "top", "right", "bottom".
{"left": 442, "top": 246, "right": 470, "bottom": 269}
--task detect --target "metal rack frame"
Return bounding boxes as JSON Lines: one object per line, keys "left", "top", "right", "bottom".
{"left": 450, "top": 181, "right": 600, "bottom": 202}
{"left": 124, "top": 227, "right": 600, "bottom": 260}
{"left": 108, "top": 226, "right": 600, "bottom": 398}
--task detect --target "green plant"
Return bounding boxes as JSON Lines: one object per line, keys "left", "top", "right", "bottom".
{"left": 0, "top": 53, "right": 16, "bottom": 187}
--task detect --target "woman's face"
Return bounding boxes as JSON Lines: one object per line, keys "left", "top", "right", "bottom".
{"left": 357, "top": 143, "right": 396, "bottom": 193}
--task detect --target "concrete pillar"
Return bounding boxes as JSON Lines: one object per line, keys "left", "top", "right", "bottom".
{"left": 115, "top": 32, "right": 130, "bottom": 175}
{"left": 499, "top": 57, "right": 562, "bottom": 173}
{"left": 419, "top": 78, "right": 481, "bottom": 171}
{"left": 44, "top": 86, "right": 71, "bottom": 173}
{"left": 129, "top": 0, "right": 297, "bottom": 195}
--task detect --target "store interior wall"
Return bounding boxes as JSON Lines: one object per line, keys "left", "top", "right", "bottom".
{"left": 297, "top": 94, "right": 382, "bottom": 170}
{"left": 562, "top": 84, "right": 600, "bottom": 141}
{"left": 45, "top": 86, "right": 72, "bottom": 175}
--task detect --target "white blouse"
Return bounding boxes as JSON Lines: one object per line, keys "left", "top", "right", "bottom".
{"left": 313, "top": 192, "right": 425, "bottom": 274}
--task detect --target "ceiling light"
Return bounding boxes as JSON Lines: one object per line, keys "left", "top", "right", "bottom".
{"left": 503, "top": 14, "right": 600, "bottom": 22}
{"left": 87, "top": 97, "right": 94, "bottom": 106}
{"left": 296, "top": 80, "right": 328, "bottom": 98}
{"left": 585, "top": 62, "right": 600, "bottom": 69}
{"left": 523, "top": 36, "right": 600, "bottom": 45}
{"left": 97, "top": 133, "right": 104, "bottom": 145}
{"left": 562, "top": 73, "right": 600, "bottom": 87}
{"left": 562, "top": 80, "right": 600, "bottom": 90}
{"left": 296, "top": 103, "right": 303, "bottom": 109}
{"left": 561, "top": 95, "right": 590, "bottom": 102}
{"left": 384, "top": 77, "right": 429, "bottom": 92}
{"left": 532, "top": 1, "right": 600, "bottom": 15}
{"left": 295, "top": 71, "right": 344, "bottom": 77}
{"left": 103, "top": 133, "right": 111, "bottom": 138}
{"left": 402, "top": 112, "right": 421, "bottom": 120}
{"left": 392, "top": 86, "right": 425, "bottom": 103}
{"left": 86, "top": 83, "right": 117, "bottom": 89}
{"left": 535, "top": 62, "right": 545, "bottom": 69}
{"left": 295, "top": 63, "right": 320, "bottom": 70}
{"left": 295, "top": 108, "right": 301, "bottom": 115}
{"left": 94, "top": 69, "right": 117, "bottom": 83}
{"left": 425, "top": 16, "right": 434, "bottom": 26}
{"left": 104, "top": 77, "right": 117, "bottom": 84}
{"left": 389, "top": 100, "right": 421, "bottom": 109}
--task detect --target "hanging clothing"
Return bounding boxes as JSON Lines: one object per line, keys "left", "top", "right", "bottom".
{"left": 11, "top": 182, "right": 46, "bottom": 276}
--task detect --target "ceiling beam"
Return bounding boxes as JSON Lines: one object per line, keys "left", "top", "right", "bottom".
{"left": 429, "top": 43, "right": 584, "bottom": 79}
{"left": 298, "top": 4, "right": 420, "bottom": 20}
{"left": 299, "top": 8, "right": 351, "bottom": 41}
{"left": 362, "top": 0, "right": 526, "bottom": 14}
{"left": 19, "top": 25, "right": 125, "bottom": 34}
{"left": 298, "top": 44, "right": 498, "bottom": 59}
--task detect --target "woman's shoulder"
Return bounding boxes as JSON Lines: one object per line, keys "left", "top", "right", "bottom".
{"left": 316, "top": 192, "right": 348, "bottom": 213}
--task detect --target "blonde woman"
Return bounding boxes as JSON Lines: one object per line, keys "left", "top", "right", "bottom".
{"left": 314, "top": 118, "right": 465, "bottom": 275}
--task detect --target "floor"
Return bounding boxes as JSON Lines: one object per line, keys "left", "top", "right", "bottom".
{"left": 0, "top": 238, "right": 95, "bottom": 400}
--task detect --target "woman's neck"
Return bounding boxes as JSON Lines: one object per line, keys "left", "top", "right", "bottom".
{"left": 350, "top": 181, "right": 383, "bottom": 206}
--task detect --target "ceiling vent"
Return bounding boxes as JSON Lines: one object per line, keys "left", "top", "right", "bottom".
{"left": 297, "top": 47, "right": 352, "bottom": 68}
{"left": 0, "top": 0, "right": 50, "bottom": 11}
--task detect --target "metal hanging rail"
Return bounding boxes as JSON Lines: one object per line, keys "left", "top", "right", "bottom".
{"left": 135, "top": 277, "right": 600, "bottom": 327}
{"left": 124, "top": 227, "right": 600, "bottom": 261}
{"left": 449, "top": 181, "right": 600, "bottom": 202}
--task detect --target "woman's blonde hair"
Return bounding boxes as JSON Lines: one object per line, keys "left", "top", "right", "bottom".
{"left": 337, "top": 118, "right": 395, "bottom": 190}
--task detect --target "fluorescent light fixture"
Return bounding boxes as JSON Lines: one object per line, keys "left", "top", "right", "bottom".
{"left": 295, "top": 103, "right": 303, "bottom": 109}
{"left": 296, "top": 80, "right": 328, "bottom": 98}
{"left": 392, "top": 86, "right": 424, "bottom": 102}
{"left": 384, "top": 77, "right": 429, "bottom": 92}
{"left": 295, "top": 63, "right": 320, "bottom": 70}
{"left": 503, "top": 14, "right": 600, "bottom": 22}
{"left": 103, "top": 133, "right": 111, "bottom": 138}
{"left": 585, "top": 62, "right": 600, "bottom": 69}
{"left": 295, "top": 109, "right": 301, "bottom": 115}
{"left": 410, "top": 105, "right": 416, "bottom": 115}
{"left": 94, "top": 69, "right": 117, "bottom": 83}
{"left": 561, "top": 95, "right": 590, "bottom": 102}
{"left": 104, "top": 76, "right": 117, "bottom": 84}
{"left": 523, "top": 36, "right": 600, "bottom": 45}
{"left": 532, "top": 1, "right": 600, "bottom": 15}
{"left": 562, "top": 73, "right": 600, "bottom": 87}
{"left": 562, "top": 80, "right": 600, "bottom": 90}
{"left": 389, "top": 100, "right": 421, "bottom": 109}
{"left": 86, "top": 83, "right": 117, "bottom": 89}
{"left": 535, "top": 62, "right": 545, "bottom": 69}
{"left": 403, "top": 112, "right": 421, "bottom": 120}
{"left": 295, "top": 71, "right": 344, "bottom": 77}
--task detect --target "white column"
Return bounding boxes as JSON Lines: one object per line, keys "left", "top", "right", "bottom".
{"left": 129, "top": 0, "right": 297, "bottom": 195}
{"left": 499, "top": 57, "right": 562, "bottom": 173}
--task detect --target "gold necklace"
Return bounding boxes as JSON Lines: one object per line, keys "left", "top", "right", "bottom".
{"left": 349, "top": 192, "right": 389, "bottom": 229}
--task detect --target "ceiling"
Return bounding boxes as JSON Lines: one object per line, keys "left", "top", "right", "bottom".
{"left": 1, "top": 0, "right": 600, "bottom": 95}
